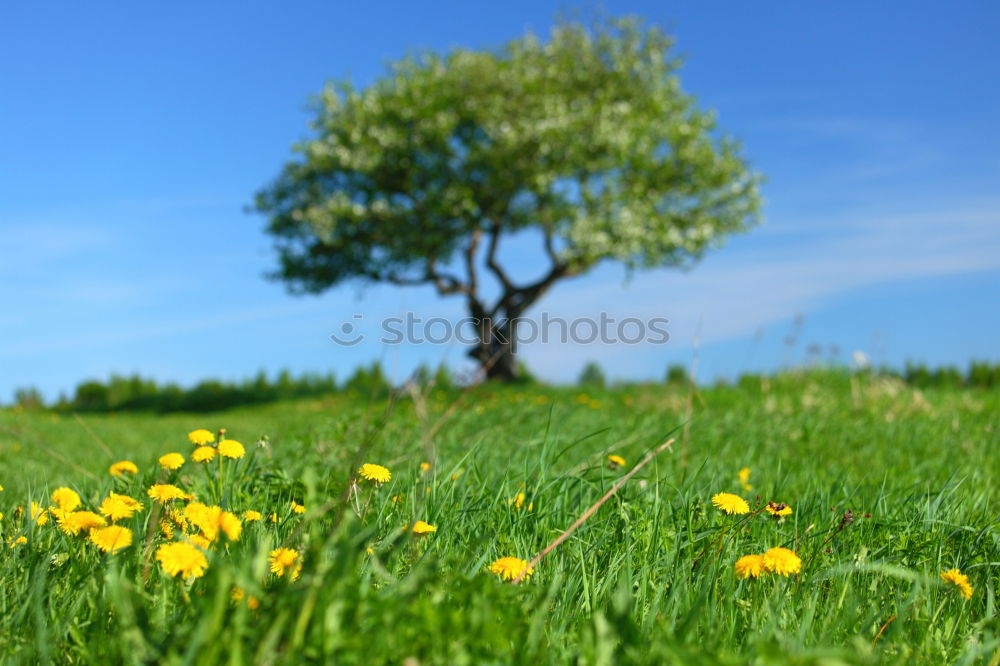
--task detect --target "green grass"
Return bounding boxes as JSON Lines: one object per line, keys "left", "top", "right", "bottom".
{"left": 0, "top": 371, "right": 997, "bottom": 664}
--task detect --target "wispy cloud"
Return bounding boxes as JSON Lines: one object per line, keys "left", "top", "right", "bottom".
{"left": 516, "top": 199, "right": 1000, "bottom": 378}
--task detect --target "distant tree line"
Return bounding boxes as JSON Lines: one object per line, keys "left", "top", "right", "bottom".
{"left": 10, "top": 365, "right": 395, "bottom": 413}
{"left": 56, "top": 370, "right": 341, "bottom": 413}
{"left": 577, "top": 360, "right": 1000, "bottom": 390}
{"left": 7, "top": 359, "right": 998, "bottom": 413}
{"left": 899, "top": 361, "right": 1000, "bottom": 389}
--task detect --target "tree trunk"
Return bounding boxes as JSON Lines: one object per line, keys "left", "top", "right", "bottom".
{"left": 484, "top": 345, "right": 518, "bottom": 381}
{"left": 467, "top": 304, "right": 522, "bottom": 382}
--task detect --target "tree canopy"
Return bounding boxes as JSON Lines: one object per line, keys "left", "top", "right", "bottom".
{"left": 256, "top": 17, "right": 762, "bottom": 379}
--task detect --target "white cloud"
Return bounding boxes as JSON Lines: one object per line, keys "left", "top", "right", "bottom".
{"left": 516, "top": 199, "right": 1000, "bottom": 379}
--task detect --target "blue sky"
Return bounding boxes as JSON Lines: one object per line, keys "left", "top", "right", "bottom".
{"left": 2, "top": 1, "right": 999, "bottom": 400}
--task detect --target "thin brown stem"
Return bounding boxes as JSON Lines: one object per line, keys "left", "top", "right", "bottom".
{"left": 72, "top": 413, "right": 116, "bottom": 459}
{"left": 512, "top": 437, "right": 675, "bottom": 584}
{"left": 872, "top": 614, "right": 896, "bottom": 645}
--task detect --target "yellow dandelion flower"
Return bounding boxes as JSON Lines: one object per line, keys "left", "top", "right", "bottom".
{"left": 30, "top": 501, "right": 49, "bottom": 525}
{"left": 765, "top": 501, "right": 793, "bottom": 517}
{"left": 269, "top": 548, "right": 299, "bottom": 576}
{"left": 11, "top": 536, "right": 28, "bottom": 547}
{"left": 607, "top": 454, "right": 626, "bottom": 468}
{"left": 763, "top": 547, "right": 802, "bottom": 576}
{"left": 419, "top": 461, "right": 432, "bottom": 471}
{"left": 156, "top": 541, "right": 208, "bottom": 578}
{"left": 147, "top": 484, "right": 187, "bottom": 503}
{"left": 188, "top": 429, "right": 215, "bottom": 446}
{"left": 99, "top": 493, "right": 143, "bottom": 521}
{"left": 189, "top": 533, "right": 213, "bottom": 549}
{"left": 738, "top": 467, "right": 753, "bottom": 491}
{"left": 109, "top": 460, "right": 138, "bottom": 477}
{"left": 183, "top": 500, "right": 211, "bottom": 522}
{"left": 412, "top": 520, "right": 437, "bottom": 534}
{"left": 734, "top": 554, "right": 768, "bottom": 579}
{"left": 358, "top": 463, "right": 391, "bottom": 484}
{"left": 184, "top": 502, "right": 222, "bottom": 541}
{"left": 242, "top": 510, "right": 262, "bottom": 522}
{"left": 291, "top": 501, "right": 305, "bottom": 514}
{"left": 269, "top": 512, "right": 279, "bottom": 523}
{"left": 508, "top": 492, "right": 533, "bottom": 511}
{"left": 120, "top": 494, "right": 143, "bottom": 510}
{"left": 160, "top": 520, "right": 175, "bottom": 539}
{"left": 192, "top": 446, "right": 216, "bottom": 463}
{"left": 711, "top": 492, "right": 750, "bottom": 515}
{"left": 158, "top": 452, "right": 185, "bottom": 470}
{"left": 51, "top": 487, "right": 81, "bottom": 511}
{"left": 228, "top": 586, "right": 260, "bottom": 609}
{"left": 49, "top": 506, "right": 70, "bottom": 524}
{"left": 217, "top": 439, "right": 245, "bottom": 459}
{"left": 391, "top": 495, "right": 404, "bottom": 504}
{"left": 167, "top": 508, "right": 189, "bottom": 531}
{"left": 57, "top": 510, "right": 106, "bottom": 536}
{"left": 489, "top": 556, "right": 534, "bottom": 581}
{"left": 219, "top": 511, "right": 241, "bottom": 541}
{"left": 940, "top": 569, "right": 973, "bottom": 600}
{"left": 89, "top": 525, "right": 133, "bottom": 553}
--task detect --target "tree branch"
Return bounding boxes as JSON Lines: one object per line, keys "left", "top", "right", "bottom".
{"left": 383, "top": 260, "right": 468, "bottom": 297}
{"left": 485, "top": 224, "right": 515, "bottom": 293}
{"left": 486, "top": 229, "right": 582, "bottom": 319}
{"left": 489, "top": 260, "right": 573, "bottom": 318}
{"left": 543, "top": 226, "right": 559, "bottom": 265}
{"left": 464, "top": 230, "right": 482, "bottom": 298}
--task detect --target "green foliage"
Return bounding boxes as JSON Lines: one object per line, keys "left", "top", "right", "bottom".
{"left": 0, "top": 372, "right": 997, "bottom": 663}
{"left": 13, "top": 360, "right": 1000, "bottom": 414}
{"left": 903, "top": 361, "right": 1000, "bottom": 389}
{"left": 52, "top": 371, "right": 339, "bottom": 414}
{"left": 432, "top": 364, "right": 454, "bottom": 391}
{"left": 412, "top": 363, "right": 456, "bottom": 391}
{"left": 967, "top": 360, "right": 999, "bottom": 388}
{"left": 12, "top": 387, "right": 44, "bottom": 410}
{"left": 342, "top": 361, "right": 391, "bottom": 397}
{"left": 256, "top": 18, "right": 761, "bottom": 291}
{"left": 666, "top": 363, "right": 688, "bottom": 385}
{"left": 578, "top": 361, "right": 606, "bottom": 388}
{"left": 254, "top": 17, "right": 762, "bottom": 381}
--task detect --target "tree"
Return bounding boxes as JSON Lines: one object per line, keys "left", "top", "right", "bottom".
{"left": 13, "top": 387, "right": 45, "bottom": 410}
{"left": 578, "top": 361, "right": 606, "bottom": 388}
{"left": 256, "top": 18, "right": 761, "bottom": 381}
{"left": 666, "top": 364, "right": 688, "bottom": 385}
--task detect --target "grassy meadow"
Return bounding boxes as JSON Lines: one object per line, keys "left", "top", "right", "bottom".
{"left": 0, "top": 370, "right": 997, "bottom": 664}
